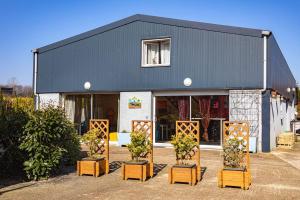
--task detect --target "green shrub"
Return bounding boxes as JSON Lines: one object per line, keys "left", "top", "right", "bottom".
{"left": 223, "top": 137, "right": 246, "bottom": 169}
{"left": 20, "top": 105, "right": 80, "bottom": 180}
{"left": 81, "top": 128, "right": 102, "bottom": 159}
{"left": 171, "top": 132, "right": 199, "bottom": 165}
{"left": 0, "top": 96, "right": 31, "bottom": 177}
{"left": 127, "top": 132, "right": 152, "bottom": 162}
{"left": 9, "top": 97, "right": 34, "bottom": 113}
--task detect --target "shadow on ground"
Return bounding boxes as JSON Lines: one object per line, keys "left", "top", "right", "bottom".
{"left": 153, "top": 163, "right": 167, "bottom": 177}
{"left": 109, "top": 161, "right": 122, "bottom": 173}
{"left": 0, "top": 182, "right": 36, "bottom": 196}
{"left": 201, "top": 167, "right": 207, "bottom": 179}
{"left": 109, "top": 161, "right": 167, "bottom": 177}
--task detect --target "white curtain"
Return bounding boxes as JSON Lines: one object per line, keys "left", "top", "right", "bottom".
{"left": 64, "top": 96, "right": 75, "bottom": 122}
{"left": 161, "top": 41, "right": 170, "bottom": 64}
{"left": 147, "top": 43, "right": 159, "bottom": 64}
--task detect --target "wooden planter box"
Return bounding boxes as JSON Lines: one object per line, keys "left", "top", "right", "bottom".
{"left": 218, "top": 168, "right": 251, "bottom": 190}
{"left": 121, "top": 160, "right": 151, "bottom": 181}
{"left": 77, "top": 157, "right": 107, "bottom": 177}
{"left": 277, "top": 132, "right": 295, "bottom": 149}
{"left": 296, "top": 134, "right": 300, "bottom": 142}
{"left": 169, "top": 164, "right": 197, "bottom": 186}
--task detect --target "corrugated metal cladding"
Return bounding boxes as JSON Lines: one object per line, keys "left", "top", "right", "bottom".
{"left": 37, "top": 19, "right": 264, "bottom": 93}
{"left": 267, "top": 34, "right": 296, "bottom": 100}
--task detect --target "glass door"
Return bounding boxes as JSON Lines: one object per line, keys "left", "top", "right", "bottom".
{"left": 191, "top": 95, "right": 229, "bottom": 145}
{"left": 155, "top": 96, "right": 190, "bottom": 143}
{"left": 93, "top": 94, "right": 119, "bottom": 132}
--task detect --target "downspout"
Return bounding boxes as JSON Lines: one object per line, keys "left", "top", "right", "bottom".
{"left": 262, "top": 30, "right": 271, "bottom": 91}
{"left": 32, "top": 49, "right": 39, "bottom": 110}
{"left": 261, "top": 30, "right": 271, "bottom": 152}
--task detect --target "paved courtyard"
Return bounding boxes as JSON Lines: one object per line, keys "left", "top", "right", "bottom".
{"left": 1, "top": 143, "right": 300, "bottom": 200}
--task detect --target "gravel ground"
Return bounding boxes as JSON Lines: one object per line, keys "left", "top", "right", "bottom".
{"left": 1, "top": 144, "right": 300, "bottom": 200}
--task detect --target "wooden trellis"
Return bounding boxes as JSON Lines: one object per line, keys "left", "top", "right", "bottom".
{"left": 218, "top": 121, "right": 251, "bottom": 189}
{"left": 222, "top": 121, "right": 250, "bottom": 170}
{"left": 89, "top": 119, "right": 110, "bottom": 174}
{"left": 131, "top": 120, "right": 153, "bottom": 177}
{"left": 175, "top": 121, "right": 201, "bottom": 181}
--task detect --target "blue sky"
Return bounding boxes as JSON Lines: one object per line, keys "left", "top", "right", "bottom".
{"left": 0, "top": 0, "right": 299, "bottom": 85}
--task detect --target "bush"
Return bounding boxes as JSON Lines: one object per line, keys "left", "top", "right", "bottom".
{"left": 171, "top": 132, "right": 198, "bottom": 165}
{"left": 20, "top": 105, "right": 80, "bottom": 180}
{"left": 127, "top": 132, "right": 152, "bottom": 162}
{"left": 9, "top": 97, "right": 34, "bottom": 113}
{"left": 81, "top": 128, "right": 102, "bottom": 159}
{"left": 0, "top": 96, "right": 32, "bottom": 177}
{"left": 223, "top": 137, "right": 246, "bottom": 169}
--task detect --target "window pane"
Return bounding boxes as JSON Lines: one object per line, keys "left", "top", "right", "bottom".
{"left": 155, "top": 96, "right": 189, "bottom": 142}
{"left": 93, "top": 94, "right": 119, "bottom": 132}
{"left": 64, "top": 95, "right": 90, "bottom": 134}
{"left": 191, "top": 95, "right": 229, "bottom": 145}
{"left": 143, "top": 39, "right": 170, "bottom": 66}
{"left": 147, "top": 43, "right": 159, "bottom": 64}
{"left": 161, "top": 41, "right": 170, "bottom": 64}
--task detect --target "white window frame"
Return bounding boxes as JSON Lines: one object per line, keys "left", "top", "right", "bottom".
{"left": 141, "top": 38, "right": 171, "bottom": 67}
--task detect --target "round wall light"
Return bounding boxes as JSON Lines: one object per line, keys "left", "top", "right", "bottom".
{"left": 84, "top": 81, "right": 91, "bottom": 90}
{"left": 183, "top": 78, "right": 192, "bottom": 87}
{"left": 280, "top": 96, "right": 284, "bottom": 101}
{"left": 286, "top": 87, "right": 291, "bottom": 93}
{"left": 292, "top": 88, "right": 296, "bottom": 92}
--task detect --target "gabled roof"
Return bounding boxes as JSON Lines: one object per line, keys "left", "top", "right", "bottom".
{"left": 37, "top": 14, "right": 265, "bottom": 53}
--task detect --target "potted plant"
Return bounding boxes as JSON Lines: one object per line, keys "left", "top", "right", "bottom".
{"left": 121, "top": 131, "right": 152, "bottom": 181}
{"left": 218, "top": 121, "right": 251, "bottom": 190}
{"left": 77, "top": 128, "right": 109, "bottom": 177}
{"left": 117, "top": 130, "right": 131, "bottom": 147}
{"left": 223, "top": 137, "right": 246, "bottom": 170}
{"left": 169, "top": 132, "right": 199, "bottom": 185}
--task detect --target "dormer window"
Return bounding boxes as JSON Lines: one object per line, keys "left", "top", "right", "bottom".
{"left": 142, "top": 38, "right": 171, "bottom": 67}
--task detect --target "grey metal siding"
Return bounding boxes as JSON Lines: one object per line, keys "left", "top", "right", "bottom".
{"left": 262, "top": 90, "right": 271, "bottom": 152}
{"left": 38, "top": 14, "right": 263, "bottom": 53}
{"left": 267, "top": 35, "right": 296, "bottom": 99}
{"left": 37, "top": 21, "right": 264, "bottom": 93}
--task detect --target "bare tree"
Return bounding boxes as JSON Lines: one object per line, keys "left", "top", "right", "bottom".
{"left": 7, "top": 77, "right": 18, "bottom": 88}
{"left": 3, "top": 77, "right": 33, "bottom": 97}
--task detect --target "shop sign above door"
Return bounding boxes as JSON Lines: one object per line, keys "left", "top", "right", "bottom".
{"left": 128, "top": 97, "right": 142, "bottom": 109}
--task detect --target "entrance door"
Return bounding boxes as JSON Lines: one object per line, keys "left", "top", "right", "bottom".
{"left": 155, "top": 95, "right": 229, "bottom": 145}
{"left": 64, "top": 94, "right": 120, "bottom": 134}
{"left": 191, "top": 96, "right": 229, "bottom": 145}
{"left": 93, "top": 94, "right": 119, "bottom": 132}
{"left": 155, "top": 96, "right": 190, "bottom": 143}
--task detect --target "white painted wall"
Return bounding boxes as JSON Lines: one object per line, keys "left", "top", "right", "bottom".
{"left": 119, "top": 91, "right": 152, "bottom": 132}
{"left": 269, "top": 96, "right": 295, "bottom": 150}
{"left": 38, "top": 93, "right": 60, "bottom": 108}
{"left": 270, "top": 96, "right": 281, "bottom": 150}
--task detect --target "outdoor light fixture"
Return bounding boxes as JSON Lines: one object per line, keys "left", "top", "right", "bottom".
{"left": 286, "top": 87, "right": 291, "bottom": 93}
{"left": 280, "top": 96, "right": 284, "bottom": 101}
{"left": 183, "top": 78, "right": 192, "bottom": 87}
{"left": 292, "top": 88, "right": 296, "bottom": 92}
{"left": 84, "top": 81, "right": 91, "bottom": 90}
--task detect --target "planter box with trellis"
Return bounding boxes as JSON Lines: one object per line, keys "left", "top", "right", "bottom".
{"left": 77, "top": 119, "right": 109, "bottom": 177}
{"left": 218, "top": 121, "right": 251, "bottom": 190}
{"left": 121, "top": 120, "right": 153, "bottom": 181}
{"left": 169, "top": 121, "right": 201, "bottom": 186}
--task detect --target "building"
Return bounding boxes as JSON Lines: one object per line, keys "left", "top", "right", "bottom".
{"left": 0, "top": 86, "right": 14, "bottom": 96}
{"left": 32, "top": 14, "right": 297, "bottom": 152}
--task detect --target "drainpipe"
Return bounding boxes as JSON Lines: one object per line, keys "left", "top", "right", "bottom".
{"left": 262, "top": 30, "right": 271, "bottom": 91}
{"left": 31, "top": 49, "right": 39, "bottom": 110}
{"left": 261, "top": 30, "right": 271, "bottom": 152}
{"left": 261, "top": 31, "right": 271, "bottom": 92}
